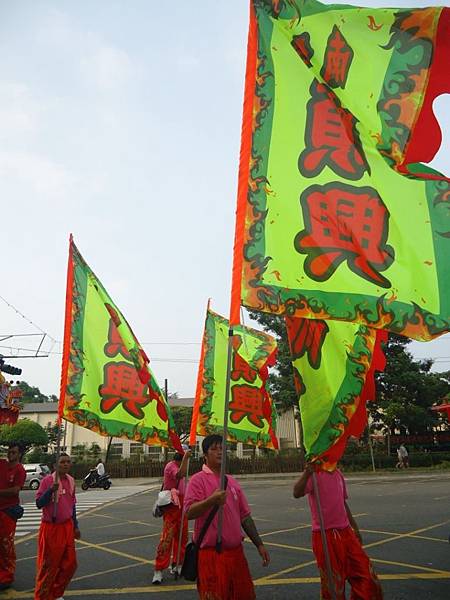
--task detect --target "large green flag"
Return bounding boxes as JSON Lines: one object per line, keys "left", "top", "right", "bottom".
{"left": 59, "top": 237, "right": 181, "bottom": 451}
{"left": 286, "top": 316, "right": 387, "bottom": 469}
{"left": 230, "top": 0, "right": 450, "bottom": 340}
{"left": 189, "top": 307, "right": 278, "bottom": 449}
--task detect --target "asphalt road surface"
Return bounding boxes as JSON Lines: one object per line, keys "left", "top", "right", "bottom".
{"left": 6, "top": 472, "right": 450, "bottom": 599}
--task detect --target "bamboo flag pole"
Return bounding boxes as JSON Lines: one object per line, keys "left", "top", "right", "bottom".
{"left": 216, "top": 327, "right": 234, "bottom": 552}
{"left": 312, "top": 472, "right": 337, "bottom": 600}
{"left": 174, "top": 453, "right": 191, "bottom": 579}
{"left": 52, "top": 418, "right": 63, "bottom": 522}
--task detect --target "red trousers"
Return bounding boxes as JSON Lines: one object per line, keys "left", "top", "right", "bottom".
{"left": 0, "top": 511, "right": 17, "bottom": 585}
{"left": 312, "top": 526, "right": 383, "bottom": 600}
{"left": 197, "top": 545, "right": 256, "bottom": 600}
{"left": 154, "top": 504, "right": 188, "bottom": 570}
{"left": 35, "top": 520, "right": 77, "bottom": 600}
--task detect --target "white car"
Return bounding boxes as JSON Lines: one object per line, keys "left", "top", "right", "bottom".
{"left": 23, "top": 463, "right": 50, "bottom": 490}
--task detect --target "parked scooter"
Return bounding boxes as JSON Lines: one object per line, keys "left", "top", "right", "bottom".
{"left": 81, "top": 469, "right": 112, "bottom": 490}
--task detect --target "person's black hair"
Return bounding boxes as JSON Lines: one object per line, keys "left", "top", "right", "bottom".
{"left": 8, "top": 443, "right": 25, "bottom": 459}
{"left": 173, "top": 452, "right": 184, "bottom": 462}
{"left": 51, "top": 452, "right": 70, "bottom": 467}
{"left": 202, "top": 434, "right": 223, "bottom": 455}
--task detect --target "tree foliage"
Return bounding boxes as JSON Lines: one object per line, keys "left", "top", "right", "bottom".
{"left": 171, "top": 406, "right": 193, "bottom": 442}
{"left": 247, "top": 311, "right": 297, "bottom": 411}
{"left": 372, "top": 335, "right": 450, "bottom": 435}
{"left": 17, "top": 381, "right": 57, "bottom": 404}
{"left": 247, "top": 312, "right": 450, "bottom": 434}
{"left": 0, "top": 418, "right": 48, "bottom": 450}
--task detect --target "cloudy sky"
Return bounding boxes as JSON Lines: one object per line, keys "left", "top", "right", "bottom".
{"left": 1, "top": 0, "right": 449, "bottom": 399}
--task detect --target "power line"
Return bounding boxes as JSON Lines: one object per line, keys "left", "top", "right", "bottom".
{"left": 0, "top": 295, "right": 57, "bottom": 342}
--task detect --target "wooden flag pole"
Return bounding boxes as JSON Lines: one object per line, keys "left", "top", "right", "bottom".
{"left": 216, "top": 327, "right": 234, "bottom": 552}
{"left": 312, "top": 472, "right": 337, "bottom": 600}
{"left": 174, "top": 453, "right": 191, "bottom": 579}
{"left": 52, "top": 418, "right": 63, "bottom": 522}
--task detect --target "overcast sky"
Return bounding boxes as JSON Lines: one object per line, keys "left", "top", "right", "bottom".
{"left": 1, "top": 0, "right": 449, "bottom": 399}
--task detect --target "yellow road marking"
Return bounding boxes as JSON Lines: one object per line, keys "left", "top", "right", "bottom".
{"left": 364, "top": 519, "right": 450, "bottom": 550}
{"left": 361, "top": 528, "right": 447, "bottom": 543}
{"left": 371, "top": 558, "right": 450, "bottom": 575}
{"left": 257, "top": 559, "right": 317, "bottom": 581}
{"left": 5, "top": 573, "right": 450, "bottom": 598}
{"left": 76, "top": 539, "right": 153, "bottom": 565}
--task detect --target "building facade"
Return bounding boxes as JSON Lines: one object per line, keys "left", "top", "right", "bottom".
{"left": 20, "top": 399, "right": 300, "bottom": 459}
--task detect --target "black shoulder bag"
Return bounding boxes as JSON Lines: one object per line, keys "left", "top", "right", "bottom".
{"left": 181, "top": 476, "right": 228, "bottom": 582}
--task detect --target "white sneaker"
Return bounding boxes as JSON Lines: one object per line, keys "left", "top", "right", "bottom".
{"left": 152, "top": 570, "right": 163, "bottom": 584}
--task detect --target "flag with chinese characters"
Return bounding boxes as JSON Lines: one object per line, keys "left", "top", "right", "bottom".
{"left": 286, "top": 316, "right": 387, "bottom": 469}
{"left": 189, "top": 307, "right": 278, "bottom": 449}
{"left": 231, "top": 0, "right": 450, "bottom": 341}
{"left": 59, "top": 237, "right": 182, "bottom": 451}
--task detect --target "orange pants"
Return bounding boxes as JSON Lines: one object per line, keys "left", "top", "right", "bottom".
{"left": 35, "top": 520, "right": 77, "bottom": 600}
{"left": 0, "top": 511, "right": 17, "bottom": 585}
{"left": 197, "top": 545, "right": 256, "bottom": 600}
{"left": 154, "top": 504, "right": 188, "bottom": 570}
{"left": 312, "top": 526, "right": 383, "bottom": 600}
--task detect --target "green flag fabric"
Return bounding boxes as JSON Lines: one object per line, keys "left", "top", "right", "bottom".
{"left": 230, "top": 0, "right": 450, "bottom": 340}
{"left": 190, "top": 307, "right": 278, "bottom": 449}
{"left": 59, "top": 237, "right": 181, "bottom": 451}
{"left": 286, "top": 316, "right": 387, "bottom": 469}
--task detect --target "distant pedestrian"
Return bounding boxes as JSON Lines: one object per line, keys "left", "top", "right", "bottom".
{"left": 152, "top": 445, "right": 191, "bottom": 584}
{"left": 0, "top": 444, "right": 26, "bottom": 591}
{"left": 184, "top": 434, "right": 269, "bottom": 600}
{"left": 396, "top": 445, "right": 409, "bottom": 469}
{"left": 34, "top": 453, "right": 79, "bottom": 600}
{"left": 294, "top": 463, "right": 383, "bottom": 600}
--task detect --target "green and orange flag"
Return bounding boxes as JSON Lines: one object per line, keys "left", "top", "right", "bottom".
{"left": 286, "top": 317, "right": 387, "bottom": 469}
{"left": 231, "top": 0, "right": 450, "bottom": 340}
{"left": 59, "top": 237, "right": 182, "bottom": 451}
{"left": 189, "top": 307, "right": 278, "bottom": 449}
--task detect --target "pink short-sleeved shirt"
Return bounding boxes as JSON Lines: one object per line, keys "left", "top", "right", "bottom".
{"left": 36, "top": 474, "right": 76, "bottom": 524}
{"left": 304, "top": 469, "right": 349, "bottom": 532}
{"left": 163, "top": 460, "right": 186, "bottom": 496}
{"left": 183, "top": 465, "right": 251, "bottom": 549}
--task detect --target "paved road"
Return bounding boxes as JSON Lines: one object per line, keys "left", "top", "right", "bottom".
{"left": 15, "top": 486, "right": 158, "bottom": 538}
{"left": 6, "top": 472, "right": 450, "bottom": 599}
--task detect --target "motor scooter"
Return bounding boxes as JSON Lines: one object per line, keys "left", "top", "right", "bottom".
{"left": 81, "top": 469, "right": 112, "bottom": 490}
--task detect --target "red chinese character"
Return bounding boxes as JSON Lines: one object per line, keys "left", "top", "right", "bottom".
{"left": 299, "top": 80, "right": 369, "bottom": 180}
{"left": 285, "top": 317, "right": 329, "bottom": 369}
{"left": 230, "top": 336, "right": 258, "bottom": 383}
{"left": 292, "top": 366, "right": 306, "bottom": 397}
{"left": 320, "top": 25, "right": 354, "bottom": 89}
{"left": 294, "top": 182, "right": 394, "bottom": 287}
{"left": 291, "top": 32, "right": 314, "bottom": 68}
{"left": 229, "top": 385, "right": 265, "bottom": 429}
{"left": 104, "top": 303, "right": 131, "bottom": 360}
{"left": 99, "top": 361, "right": 152, "bottom": 420}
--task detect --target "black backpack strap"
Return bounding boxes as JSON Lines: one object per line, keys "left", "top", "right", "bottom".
{"left": 196, "top": 476, "right": 228, "bottom": 548}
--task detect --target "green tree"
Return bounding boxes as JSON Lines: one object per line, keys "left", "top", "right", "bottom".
{"left": 247, "top": 311, "right": 298, "bottom": 411}
{"left": 17, "top": 381, "right": 52, "bottom": 404}
{"left": 45, "top": 421, "right": 65, "bottom": 446}
{"left": 171, "top": 406, "right": 193, "bottom": 442}
{"left": 372, "top": 335, "right": 450, "bottom": 435}
{"left": 0, "top": 419, "right": 48, "bottom": 451}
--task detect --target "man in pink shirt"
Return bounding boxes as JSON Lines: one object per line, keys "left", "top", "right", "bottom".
{"left": 294, "top": 464, "right": 383, "bottom": 599}
{"left": 184, "top": 434, "right": 270, "bottom": 600}
{"left": 152, "top": 445, "right": 191, "bottom": 584}
{"left": 34, "top": 453, "right": 80, "bottom": 600}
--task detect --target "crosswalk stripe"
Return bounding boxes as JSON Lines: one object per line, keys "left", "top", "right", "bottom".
{"left": 15, "top": 485, "right": 154, "bottom": 538}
